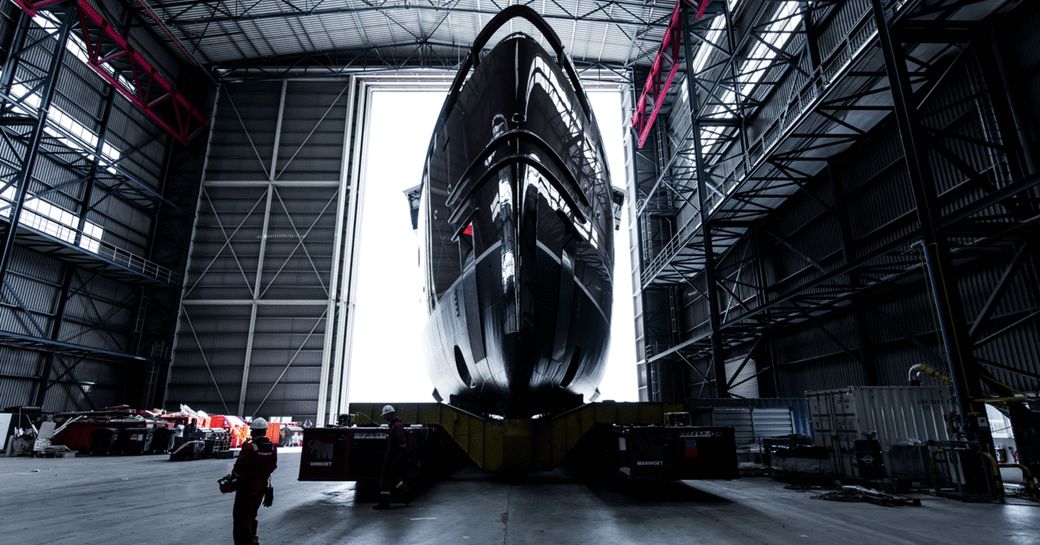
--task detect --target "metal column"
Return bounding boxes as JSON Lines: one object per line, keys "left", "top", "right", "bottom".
{"left": 682, "top": 2, "right": 727, "bottom": 397}
{"left": 871, "top": 0, "right": 994, "bottom": 452}
{"left": 34, "top": 82, "right": 118, "bottom": 407}
{"left": 0, "top": 8, "right": 75, "bottom": 288}
{"left": 34, "top": 270, "right": 74, "bottom": 406}
{"left": 334, "top": 81, "right": 374, "bottom": 414}
{"left": 0, "top": 11, "right": 30, "bottom": 98}
{"left": 164, "top": 87, "right": 222, "bottom": 412}
{"left": 827, "top": 164, "right": 878, "bottom": 385}
{"left": 750, "top": 226, "right": 779, "bottom": 396}
{"left": 238, "top": 80, "right": 288, "bottom": 416}
{"left": 323, "top": 76, "right": 358, "bottom": 424}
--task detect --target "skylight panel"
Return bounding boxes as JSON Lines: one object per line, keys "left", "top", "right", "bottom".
{"left": 0, "top": 186, "right": 107, "bottom": 254}
{"left": 693, "top": 1, "right": 804, "bottom": 161}
{"left": 0, "top": 12, "right": 127, "bottom": 171}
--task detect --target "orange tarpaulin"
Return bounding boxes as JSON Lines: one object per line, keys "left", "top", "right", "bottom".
{"left": 210, "top": 415, "right": 249, "bottom": 448}
{"left": 265, "top": 423, "right": 282, "bottom": 446}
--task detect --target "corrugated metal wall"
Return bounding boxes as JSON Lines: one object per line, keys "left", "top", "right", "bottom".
{"left": 168, "top": 78, "right": 361, "bottom": 423}
{"left": 0, "top": 2, "right": 209, "bottom": 412}
{"left": 730, "top": 43, "right": 1039, "bottom": 397}
{"left": 633, "top": 2, "right": 1040, "bottom": 402}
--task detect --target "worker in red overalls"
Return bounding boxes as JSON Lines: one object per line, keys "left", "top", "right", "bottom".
{"left": 374, "top": 405, "right": 409, "bottom": 510}
{"left": 232, "top": 417, "right": 277, "bottom": 545}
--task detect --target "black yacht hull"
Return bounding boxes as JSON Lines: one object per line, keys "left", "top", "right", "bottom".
{"left": 418, "top": 7, "right": 614, "bottom": 417}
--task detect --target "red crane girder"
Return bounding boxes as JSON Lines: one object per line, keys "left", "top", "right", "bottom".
{"left": 631, "top": 0, "right": 709, "bottom": 149}
{"left": 14, "top": 0, "right": 208, "bottom": 145}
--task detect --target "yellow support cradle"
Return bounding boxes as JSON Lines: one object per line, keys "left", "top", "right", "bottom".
{"left": 349, "top": 401, "right": 687, "bottom": 472}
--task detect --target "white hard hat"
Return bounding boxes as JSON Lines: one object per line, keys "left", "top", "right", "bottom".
{"left": 250, "top": 417, "right": 268, "bottom": 430}
{"left": 381, "top": 405, "right": 396, "bottom": 417}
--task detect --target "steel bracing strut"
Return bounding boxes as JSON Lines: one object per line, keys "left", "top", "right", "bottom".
{"left": 871, "top": 0, "right": 995, "bottom": 454}
{"left": 14, "top": 0, "right": 208, "bottom": 144}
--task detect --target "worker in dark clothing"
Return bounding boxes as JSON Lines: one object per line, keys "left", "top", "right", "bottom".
{"left": 232, "top": 417, "right": 277, "bottom": 545}
{"left": 374, "top": 405, "right": 409, "bottom": 510}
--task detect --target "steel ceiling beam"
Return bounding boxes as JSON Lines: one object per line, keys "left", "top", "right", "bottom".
{"left": 164, "top": 2, "right": 671, "bottom": 29}
{"left": 15, "top": 0, "right": 209, "bottom": 144}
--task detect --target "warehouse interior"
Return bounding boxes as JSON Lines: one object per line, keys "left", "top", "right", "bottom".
{"left": 1, "top": 0, "right": 1039, "bottom": 543}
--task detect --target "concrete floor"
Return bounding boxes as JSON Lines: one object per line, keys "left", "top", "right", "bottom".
{"left": 1, "top": 451, "right": 1037, "bottom": 545}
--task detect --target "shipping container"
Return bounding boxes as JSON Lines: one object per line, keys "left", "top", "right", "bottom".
{"left": 709, "top": 408, "right": 798, "bottom": 447}
{"left": 806, "top": 386, "right": 954, "bottom": 478}
{"left": 687, "top": 398, "right": 812, "bottom": 437}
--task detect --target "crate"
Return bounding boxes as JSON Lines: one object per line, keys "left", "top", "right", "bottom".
{"left": 299, "top": 425, "right": 453, "bottom": 482}
{"left": 888, "top": 444, "right": 935, "bottom": 489}
{"left": 116, "top": 428, "right": 153, "bottom": 455}
{"left": 90, "top": 428, "right": 118, "bottom": 455}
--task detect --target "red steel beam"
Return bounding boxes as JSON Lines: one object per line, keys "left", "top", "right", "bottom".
{"left": 15, "top": 0, "right": 208, "bottom": 145}
{"left": 631, "top": 0, "right": 709, "bottom": 149}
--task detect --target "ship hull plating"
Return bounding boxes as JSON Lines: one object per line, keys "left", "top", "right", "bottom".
{"left": 419, "top": 11, "right": 614, "bottom": 417}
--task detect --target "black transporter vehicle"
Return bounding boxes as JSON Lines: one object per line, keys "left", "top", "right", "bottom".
{"left": 300, "top": 6, "right": 737, "bottom": 489}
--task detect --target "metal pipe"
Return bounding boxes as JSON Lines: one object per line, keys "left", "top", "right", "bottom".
{"left": 871, "top": 0, "right": 994, "bottom": 456}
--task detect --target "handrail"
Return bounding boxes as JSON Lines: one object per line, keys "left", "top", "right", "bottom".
{"left": 446, "top": 129, "right": 590, "bottom": 211}
{"left": 469, "top": 5, "right": 594, "bottom": 121}
{"left": 446, "top": 154, "right": 588, "bottom": 231}
{"left": 431, "top": 4, "right": 594, "bottom": 153}
{"left": 422, "top": 5, "right": 601, "bottom": 230}
{"left": 641, "top": 0, "right": 932, "bottom": 289}
{"left": 640, "top": 4, "right": 883, "bottom": 287}
{"left": 0, "top": 213, "right": 177, "bottom": 284}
